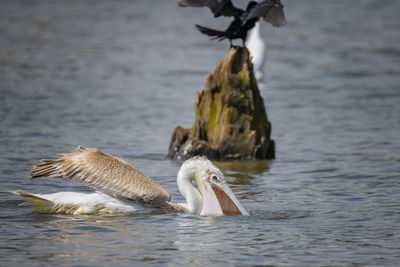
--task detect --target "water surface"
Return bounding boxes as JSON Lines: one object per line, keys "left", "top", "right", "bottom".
{"left": 1, "top": 0, "right": 399, "bottom": 265}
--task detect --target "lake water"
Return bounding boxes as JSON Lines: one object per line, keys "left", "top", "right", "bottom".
{"left": 1, "top": 0, "right": 399, "bottom": 265}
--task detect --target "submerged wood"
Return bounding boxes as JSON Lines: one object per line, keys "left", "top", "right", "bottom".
{"left": 168, "top": 46, "right": 275, "bottom": 160}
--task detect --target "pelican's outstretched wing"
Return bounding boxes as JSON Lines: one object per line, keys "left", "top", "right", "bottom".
{"left": 30, "top": 146, "right": 171, "bottom": 207}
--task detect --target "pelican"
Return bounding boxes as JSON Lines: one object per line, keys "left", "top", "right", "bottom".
{"left": 13, "top": 146, "right": 248, "bottom": 216}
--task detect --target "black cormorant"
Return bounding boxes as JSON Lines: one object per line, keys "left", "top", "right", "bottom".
{"left": 179, "top": 0, "right": 286, "bottom": 46}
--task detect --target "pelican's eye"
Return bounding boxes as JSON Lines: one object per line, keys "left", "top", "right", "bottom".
{"left": 211, "top": 175, "right": 221, "bottom": 183}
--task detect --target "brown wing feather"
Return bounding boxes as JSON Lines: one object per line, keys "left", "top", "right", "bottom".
{"left": 30, "top": 146, "right": 171, "bottom": 207}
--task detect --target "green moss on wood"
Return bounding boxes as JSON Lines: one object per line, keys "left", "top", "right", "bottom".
{"left": 168, "top": 46, "right": 275, "bottom": 160}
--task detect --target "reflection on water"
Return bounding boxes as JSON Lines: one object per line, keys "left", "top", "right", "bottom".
{"left": 1, "top": 0, "right": 400, "bottom": 266}
{"left": 214, "top": 159, "right": 270, "bottom": 175}
{"left": 214, "top": 159, "right": 270, "bottom": 186}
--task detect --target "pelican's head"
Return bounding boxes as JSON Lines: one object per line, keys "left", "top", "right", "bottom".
{"left": 189, "top": 157, "right": 248, "bottom": 216}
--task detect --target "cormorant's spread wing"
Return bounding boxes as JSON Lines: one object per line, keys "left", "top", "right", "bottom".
{"left": 178, "top": 0, "right": 241, "bottom": 18}
{"left": 30, "top": 146, "right": 171, "bottom": 207}
{"left": 195, "top": 24, "right": 226, "bottom": 41}
{"left": 178, "top": 0, "right": 208, "bottom": 7}
{"left": 206, "top": 0, "right": 241, "bottom": 17}
{"left": 244, "top": 0, "right": 286, "bottom": 27}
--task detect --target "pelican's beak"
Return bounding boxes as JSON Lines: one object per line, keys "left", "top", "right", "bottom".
{"left": 194, "top": 173, "right": 223, "bottom": 216}
{"left": 212, "top": 183, "right": 249, "bottom": 216}
{"left": 194, "top": 172, "right": 205, "bottom": 196}
{"left": 194, "top": 173, "right": 248, "bottom": 216}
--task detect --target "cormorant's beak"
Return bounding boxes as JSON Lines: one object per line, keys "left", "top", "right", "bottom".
{"left": 194, "top": 173, "right": 248, "bottom": 216}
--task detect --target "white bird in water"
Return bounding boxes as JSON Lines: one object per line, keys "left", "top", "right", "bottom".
{"left": 13, "top": 146, "right": 248, "bottom": 216}
{"left": 246, "top": 21, "right": 266, "bottom": 80}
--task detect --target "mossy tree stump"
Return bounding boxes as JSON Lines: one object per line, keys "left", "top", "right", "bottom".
{"left": 168, "top": 46, "right": 275, "bottom": 160}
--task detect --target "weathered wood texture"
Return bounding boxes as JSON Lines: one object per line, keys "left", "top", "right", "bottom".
{"left": 168, "top": 46, "right": 275, "bottom": 160}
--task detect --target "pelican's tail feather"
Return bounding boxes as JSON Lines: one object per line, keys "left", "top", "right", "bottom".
{"left": 12, "top": 190, "right": 59, "bottom": 213}
{"left": 12, "top": 190, "right": 137, "bottom": 215}
{"left": 12, "top": 190, "right": 88, "bottom": 214}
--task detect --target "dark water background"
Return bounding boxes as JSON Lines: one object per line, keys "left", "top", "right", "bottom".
{"left": 1, "top": 0, "right": 399, "bottom": 265}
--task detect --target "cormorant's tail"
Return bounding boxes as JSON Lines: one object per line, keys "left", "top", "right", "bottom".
{"left": 195, "top": 24, "right": 226, "bottom": 41}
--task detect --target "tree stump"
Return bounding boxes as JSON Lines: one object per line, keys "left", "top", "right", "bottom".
{"left": 168, "top": 46, "right": 275, "bottom": 160}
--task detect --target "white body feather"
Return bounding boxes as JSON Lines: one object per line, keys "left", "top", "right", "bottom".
{"left": 246, "top": 22, "right": 265, "bottom": 80}
{"left": 19, "top": 191, "right": 139, "bottom": 215}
